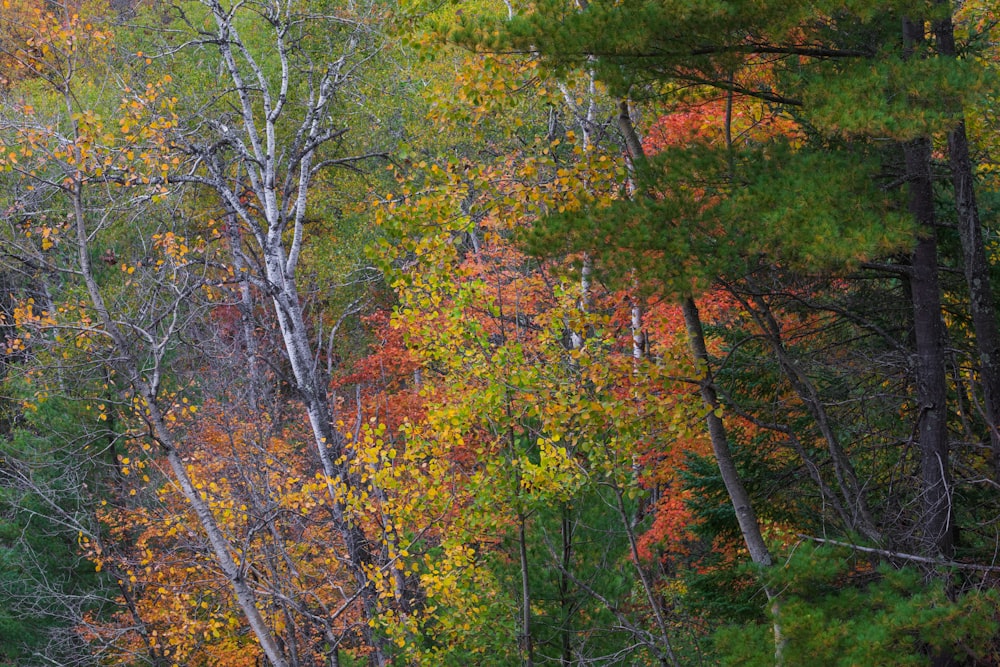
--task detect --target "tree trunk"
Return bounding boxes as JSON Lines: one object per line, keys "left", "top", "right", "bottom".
{"left": 905, "top": 137, "right": 954, "bottom": 559}
{"left": 71, "top": 183, "right": 290, "bottom": 667}
{"left": 618, "top": 107, "right": 760, "bottom": 539}
{"left": 518, "top": 513, "right": 534, "bottom": 667}
{"left": 742, "top": 290, "right": 881, "bottom": 543}
{"left": 612, "top": 484, "right": 680, "bottom": 667}
{"left": 559, "top": 506, "right": 573, "bottom": 667}
{"left": 620, "top": 102, "right": 782, "bottom": 662}
{"left": 191, "top": 7, "right": 391, "bottom": 658}
{"left": 681, "top": 297, "right": 773, "bottom": 568}
{"left": 933, "top": 4, "right": 1000, "bottom": 480}
{"left": 225, "top": 211, "right": 265, "bottom": 408}
{"left": 903, "top": 16, "right": 955, "bottom": 560}
{"left": 263, "top": 250, "right": 386, "bottom": 666}
{"left": 681, "top": 297, "right": 784, "bottom": 666}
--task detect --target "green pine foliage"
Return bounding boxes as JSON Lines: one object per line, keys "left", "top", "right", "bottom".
{"left": 713, "top": 544, "right": 1000, "bottom": 666}
{"left": 0, "top": 394, "right": 107, "bottom": 665}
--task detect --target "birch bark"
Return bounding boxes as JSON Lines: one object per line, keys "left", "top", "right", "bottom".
{"left": 173, "top": 3, "right": 390, "bottom": 661}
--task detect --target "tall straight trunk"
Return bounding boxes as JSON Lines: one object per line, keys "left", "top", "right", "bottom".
{"left": 934, "top": 5, "right": 1000, "bottom": 479}
{"left": 905, "top": 143, "right": 954, "bottom": 559}
{"left": 559, "top": 506, "right": 573, "bottom": 667}
{"left": 903, "top": 17, "right": 955, "bottom": 560}
{"left": 518, "top": 513, "right": 534, "bottom": 667}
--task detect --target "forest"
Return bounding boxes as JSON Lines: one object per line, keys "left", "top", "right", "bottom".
{"left": 0, "top": 0, "right": 999, "bottom": 665}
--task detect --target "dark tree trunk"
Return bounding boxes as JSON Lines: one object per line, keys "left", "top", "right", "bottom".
{"left": 933, "top": 5, "right": 1000, "bottom": 480}
{"left": 902, "top": 17, "right": 954, "bottom": 561}
{"left": 559, "top": 506, "right": 573, "bottom": 667}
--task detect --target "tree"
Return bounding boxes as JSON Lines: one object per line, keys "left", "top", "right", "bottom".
{"left": 0, "top": 2, "right": 396, "bottom": 664}
{"left": 157, "top": 1, "right": 403, "bottom": 660}
{"left": 450, "top": 0, "right": 1000, "bottom": 659}
{"left": 4, "top": 0, "right": 1000, "bottom": 663}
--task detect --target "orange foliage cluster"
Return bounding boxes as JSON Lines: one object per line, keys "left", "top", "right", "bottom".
{"left": 334, "top": 310, "right": 425, "bottom": 436}
{"left": 0, "top": 0, "right": 112, "bottom": 86}
{"left": 80, "top": 402, "right": 372, "bottom": 666}
{"left": 643, "top": 93, "right": 800, "bottom": 154}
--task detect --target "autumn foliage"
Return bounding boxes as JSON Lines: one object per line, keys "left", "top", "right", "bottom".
{"left": 3, "top": 1, "right": 1000, "bottom": 666}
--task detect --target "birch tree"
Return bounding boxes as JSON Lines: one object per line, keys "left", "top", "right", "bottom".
{"left": 1, "top": 1, "right": 398, "bottom": 663}
{"left": 163, "top": 1, "right": 393, "bottom": 661}
{"left": 0, "top": 4, "right": 296, "bottom": 664}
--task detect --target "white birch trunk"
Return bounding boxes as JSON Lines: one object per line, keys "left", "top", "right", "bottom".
{"left": 631, "top": 298, "right": 645, "bottom": 363}
{"left": 182, "top": 4, "right": 389, "bottom": 661}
